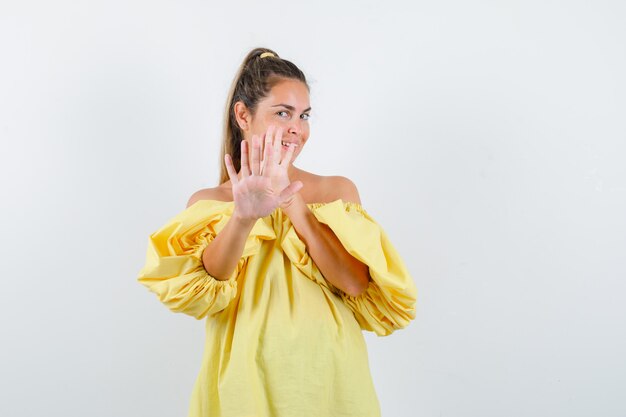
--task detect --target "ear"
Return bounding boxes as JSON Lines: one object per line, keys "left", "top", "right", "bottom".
{"left": 234, "top": 101, "right": 251, "bottom": 131}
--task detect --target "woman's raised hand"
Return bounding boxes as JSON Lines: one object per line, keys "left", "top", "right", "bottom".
{"left": 224, "top": 125, "right": 303, "bottom": 221}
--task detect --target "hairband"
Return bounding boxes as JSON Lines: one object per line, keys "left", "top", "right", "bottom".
{"left": 259, "top": 52, "right": 276, "bottom": 59}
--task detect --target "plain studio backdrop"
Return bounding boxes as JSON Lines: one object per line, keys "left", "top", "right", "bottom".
{"left": 1, "top": 0, "right": 625, "bottom": 416}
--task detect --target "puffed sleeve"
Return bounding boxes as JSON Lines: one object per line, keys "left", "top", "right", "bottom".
{"left": 308, "top": 199, "right": 418, "bottom": 337}
{"left": 137, "top": 200, "right": 276, "bottom": 319}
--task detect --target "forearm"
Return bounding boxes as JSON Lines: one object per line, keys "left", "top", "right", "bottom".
{"left": 283, "top": 195, "right": 370, "bottom": 297}
{"left": 202, "top": 213, "right": 257, "bottom": 281}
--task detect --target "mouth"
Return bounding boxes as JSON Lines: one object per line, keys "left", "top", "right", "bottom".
{"left": 281, "top": 140, "right": 299, "bottom": 149}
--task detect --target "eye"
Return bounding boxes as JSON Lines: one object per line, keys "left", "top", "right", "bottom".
{"left": 276, "top": 110, "right": 289, "bottom": 118}
{"left": 301, "top": 113, "right": 311, "bottom": 121}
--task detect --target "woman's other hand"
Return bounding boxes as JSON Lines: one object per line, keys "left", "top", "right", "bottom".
{"left": 224, "top": 125, "right": 303, "bottom": 221}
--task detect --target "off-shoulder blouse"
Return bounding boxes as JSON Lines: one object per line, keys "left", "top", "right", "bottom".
{"left": 137, "top": 199, "right": 417, "bottom": 417}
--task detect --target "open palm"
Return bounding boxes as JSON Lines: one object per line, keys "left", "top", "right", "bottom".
{"left": 224, "top": 125, "right": 303, "bottom": 221}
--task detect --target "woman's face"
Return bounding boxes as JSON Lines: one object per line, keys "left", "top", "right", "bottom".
{"left": 239, "top": 78, "right": 311, "bottom": 163}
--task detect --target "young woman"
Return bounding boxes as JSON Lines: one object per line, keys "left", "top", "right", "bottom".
{"left": 138, "top": 47, "right": 417, "bottom": 417}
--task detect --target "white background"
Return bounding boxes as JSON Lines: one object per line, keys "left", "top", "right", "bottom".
{"left": 1, "top": 1, "right": 625, "bottom": 416}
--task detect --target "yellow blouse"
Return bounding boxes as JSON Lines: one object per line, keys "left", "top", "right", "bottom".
{"left": 137, "top": 198, "right": 417, "bottom": 417}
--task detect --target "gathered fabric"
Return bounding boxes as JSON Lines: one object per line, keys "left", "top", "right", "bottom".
{"left": 138, "top": 199, "right": 417, "bottom": 417}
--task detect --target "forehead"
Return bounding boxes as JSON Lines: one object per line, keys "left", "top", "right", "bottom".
{"left": 263, "top": 79, "right": 310, "bottom": 107}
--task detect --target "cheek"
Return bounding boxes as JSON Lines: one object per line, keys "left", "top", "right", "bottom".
{"left": 250, "top": 117, "right": 270, "bottom": 133}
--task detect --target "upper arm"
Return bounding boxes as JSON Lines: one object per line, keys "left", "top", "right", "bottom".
{"left": 329, "top": 176, "right": 362, "bottom": 205}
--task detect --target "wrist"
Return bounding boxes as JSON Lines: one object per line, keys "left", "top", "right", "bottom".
{"left": 282, "top": 193, "right": 311, "bottom": 221}
{"left": 280, "top": 192, "right": 303, "bottom": 211}
{"left": 231, "top": 210, "right": 258, "bottom": 229}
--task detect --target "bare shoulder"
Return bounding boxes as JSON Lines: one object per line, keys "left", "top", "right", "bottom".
{"left": 324, "top": 175, "right": 362, "bottom": 205}
{"left": 186, "top": 186, "right": 229, "bottom": 208}
{"left": 287, "top": 168, "right": 361, "bottom": 205}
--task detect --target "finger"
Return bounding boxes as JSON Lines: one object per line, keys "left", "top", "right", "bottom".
{"left": 265, "top": 124, "right": 276, "bottom": 147}
{"left": 224, "top": 153, "right": 239, "bottom": 186}
{"left": 271, "top": 126, "right": 282, "bottom": 170}
{"left": 250, "top": 135, "right": 261, "bottom": 175}
{"left": 279, "top": 180, "right": 304, "bottom": 201}
{"left": 260, "top": 128, "right": 267, "bottom": 156}
{"left": 240, "top": 139, "right": 250, "bottom": 178}
{"left": 261, "top": 128, "right": 273, "bottom": 176}
{"left": 263, "top": 125, "right": 275, "bottom": 165}
{"left": 279, "top": 141, "right": 297, "bottom": 167}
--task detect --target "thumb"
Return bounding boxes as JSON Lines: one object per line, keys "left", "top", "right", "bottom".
{"left": 278, "top": 181, "right": 304, "bottom": 201}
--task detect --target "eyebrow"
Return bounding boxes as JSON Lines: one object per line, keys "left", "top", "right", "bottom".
{"left": 271, "top": 104, "right": 312, "bottom": 112}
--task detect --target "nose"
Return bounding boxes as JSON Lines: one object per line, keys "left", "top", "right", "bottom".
{"left": 286, "top": 118, "right": 302, "bottom": 137}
